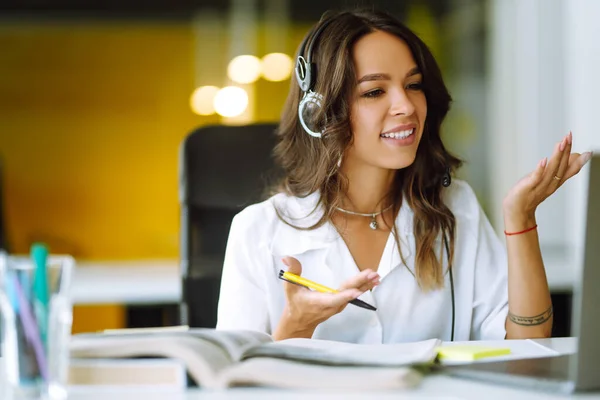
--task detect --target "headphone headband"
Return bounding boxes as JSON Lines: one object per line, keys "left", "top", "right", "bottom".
{"left": 295, "top": 16, "right": 336, "bottom": 93}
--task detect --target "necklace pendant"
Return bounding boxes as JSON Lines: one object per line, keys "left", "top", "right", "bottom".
{"left": 369, "top": 217, "right": 378, "bottom": 230}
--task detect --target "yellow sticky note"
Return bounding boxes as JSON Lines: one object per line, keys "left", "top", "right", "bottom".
{"left": 436, "top": 345, "right": 511, "bottom": 361}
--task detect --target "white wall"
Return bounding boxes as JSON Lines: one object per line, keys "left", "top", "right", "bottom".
{"left": 488, "top": 0, "right": 600, "bottom": 281}
{"left": 488, "top": 0, "right": 566, "bottom": 244}
{"left": 565, "top": 0, "right": 600, "bottom": 271}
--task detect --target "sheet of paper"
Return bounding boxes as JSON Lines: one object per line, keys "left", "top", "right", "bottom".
{"left": 243, "top": 338, "right": 442, "bottom": 366}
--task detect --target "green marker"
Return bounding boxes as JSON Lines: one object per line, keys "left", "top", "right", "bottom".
{"left": 31, "top": 243, "right": 49, "bottom": 347}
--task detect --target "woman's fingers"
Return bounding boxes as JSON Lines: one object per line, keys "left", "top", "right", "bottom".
{"left": 281, "top": 256, "right": 306, "bottom": 296}
{"left": 298, "top": 286, "right": 360, "bottom": 315}
{"left": 281, "top": 258, "right": 378, "bottom": 318}
{"left": 561, "top": 153, "right": 584, "bottom": 183}
{"left": 559, "top": 152, "right": 593, "bottom": 187}
{"left": 281, "top": 257, "right": 379, "bottom": 294}
{"left": 528, "top": 157, "right": 547, "bottom": 187}
{"left": 282, "top": 256, "right": 302, "bottom": 274}
{"left": 321, "top": 289, "right": 363, "bottom": 310}
{"left": 538, "top": 137, "right": 567, "bottom": 190}
{"left": 338, "top": 269, "right": 380, "bottom": 292}
{"left": 551, "top": 133, "right": 572, "bottom": 189}
{"left": 579, "top": 151, "right": 593, "bottom": 169}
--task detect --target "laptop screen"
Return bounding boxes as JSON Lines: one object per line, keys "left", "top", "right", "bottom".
{"left": 571, "top": 153, "right": 600, "bottom": 390}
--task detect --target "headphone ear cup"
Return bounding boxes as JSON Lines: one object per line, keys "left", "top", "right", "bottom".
{"left": 298, "top": 91, "right": 325, "bottom": 137}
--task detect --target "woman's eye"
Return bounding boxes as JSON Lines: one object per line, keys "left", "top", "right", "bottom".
{"left": 361, "top": 89, "right": 384, "bottom": 98}
{"left": 407, "top": 82, "right": 423, "bottom": 91}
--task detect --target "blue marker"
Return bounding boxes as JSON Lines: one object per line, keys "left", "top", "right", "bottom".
{"left": 31, "top": 243, "right": 49, "bottom": 347}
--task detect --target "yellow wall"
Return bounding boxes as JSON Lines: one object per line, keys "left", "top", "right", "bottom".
{"left": 0, "top": 20, "right": 298, "bottom": 332}
{"left": 0, "top": 22, "right": 202, "bottom": 332}
{"left": 0, "top": 14, "right": 444, "bottom": 332}
{"left": 1, "top": 23, "right": 201, "bottom": 258}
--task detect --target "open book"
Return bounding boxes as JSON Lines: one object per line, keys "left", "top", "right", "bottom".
{"left": 69, "top": 328, "right": 441, "bottom": 390}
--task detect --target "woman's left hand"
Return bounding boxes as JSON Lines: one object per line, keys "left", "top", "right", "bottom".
{"left": 503, "top": 132, "right": 592, "bottom": 226}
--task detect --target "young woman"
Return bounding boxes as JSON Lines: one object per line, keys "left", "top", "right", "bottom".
{"left": 215, "top": 9, "right": 592, "bottom": 343}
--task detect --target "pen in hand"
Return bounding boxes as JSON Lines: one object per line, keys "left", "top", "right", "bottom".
{"left": 278, "top": 270, "right": 377, "bottom": 311}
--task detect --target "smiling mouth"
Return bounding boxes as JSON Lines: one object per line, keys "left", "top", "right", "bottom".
{"left": 380, "top": 128, "right": 415, "bottom": 139}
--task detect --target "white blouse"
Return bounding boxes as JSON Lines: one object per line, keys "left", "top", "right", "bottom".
{"left": 216, "top": 179, "right": 508, "bottom": 343}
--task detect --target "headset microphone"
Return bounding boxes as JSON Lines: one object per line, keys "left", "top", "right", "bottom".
{"left": 442, "top": 167, "right": 451, "bottom": 187}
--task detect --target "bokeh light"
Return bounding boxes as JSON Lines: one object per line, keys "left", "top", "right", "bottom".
{"left": 261, "top": 53, "right": 293, "bottom": 82}
{"left": 213, "top": 86, "right": 248, "bottom": 117}
{"left": 227, "top": 55, "right": 261, "bottom": 84}
{"left": 190, "top": 85, "right": 220, "bottom": 115}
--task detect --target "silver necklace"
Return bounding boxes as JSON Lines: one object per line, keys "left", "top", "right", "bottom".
{"left": 335, "top": 204, "right": 393, "bottom": 230}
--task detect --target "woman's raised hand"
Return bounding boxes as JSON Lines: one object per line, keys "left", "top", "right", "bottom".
{"left": 503, "top": 132, "right": 592, "bottom": 228}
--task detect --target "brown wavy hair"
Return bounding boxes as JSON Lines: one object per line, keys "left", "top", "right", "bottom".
{"left": 273, "top": 9, "right": 462, "bottom": 290}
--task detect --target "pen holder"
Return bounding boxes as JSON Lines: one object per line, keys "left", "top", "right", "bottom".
{"left": 0, "top": 253, "right": 74, "bottom": 400}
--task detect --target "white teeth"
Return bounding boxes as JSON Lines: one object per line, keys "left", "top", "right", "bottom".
{"left": 380, "top": 129, "right": 414, "bottom": 139}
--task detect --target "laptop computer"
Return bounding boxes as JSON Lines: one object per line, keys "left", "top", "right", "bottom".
{"left": 442, "top": 154, "right": 600, "bottom": 394}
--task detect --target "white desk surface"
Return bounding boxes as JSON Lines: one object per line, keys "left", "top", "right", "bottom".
{"left": 31, "top": 338, "right": 600, "bottom": 399}
{"left": 66, "top": 382, "right": 600, "bottom": 400}
{"left": 72, "top": 259, "right": 180, "bottom": 305}
{"left": 72, "top": 253, "right": 575, "bottom": 305}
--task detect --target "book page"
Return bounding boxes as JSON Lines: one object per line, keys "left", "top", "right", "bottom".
{"left": 70, "top": 333, "right": 231, "bottom": 386}
{"left": 241, "top": 338, "right": 442, "bottom": 367}
{"left": 70, "top": 329, "right": 272, "bottom": 386}
{"left": 186, "top": 329, "right": 273, "bottom": 361}
{"left": 216, "top": 358, "right": 422, "bottom": 390}
{"left": 69, "top": 358, "right": 187, "bottom": 388}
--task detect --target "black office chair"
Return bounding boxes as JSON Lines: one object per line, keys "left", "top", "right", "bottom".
{"left": 179, "top": 123, "right": 283, "bottom": 328}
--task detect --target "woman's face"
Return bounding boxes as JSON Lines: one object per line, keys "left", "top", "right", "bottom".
{"left": 346, "top": 30, "right": 427, "bottom": 171}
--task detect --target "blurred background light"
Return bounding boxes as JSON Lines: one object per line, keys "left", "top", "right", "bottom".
{"left": 213, "top": 86, "right": 248, "bottom": 117}
{"left": 227, "top": 55, "right": 261, "bottom": 84}
{"left": 261, "top": 52, "right": 293, "bottom": 82}
{"left": 190, "top": 85, "right": 220, "bottom": 115}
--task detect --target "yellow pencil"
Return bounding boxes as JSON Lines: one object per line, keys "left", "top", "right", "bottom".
{"left": 278, "top": 270, "right": 376, "bottom": 311}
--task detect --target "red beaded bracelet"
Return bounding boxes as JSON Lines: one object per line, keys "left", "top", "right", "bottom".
{"left": 504, "top": 224, "right": 538, "bottom": 236}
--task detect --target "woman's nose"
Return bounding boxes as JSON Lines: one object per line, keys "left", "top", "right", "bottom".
{"left": 389, "top": 90, "right": 415, "bottom": 116}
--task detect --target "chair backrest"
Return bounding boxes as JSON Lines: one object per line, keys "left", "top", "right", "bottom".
{"left": 179, "top": 123, "right": 282, "bottom": 327}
